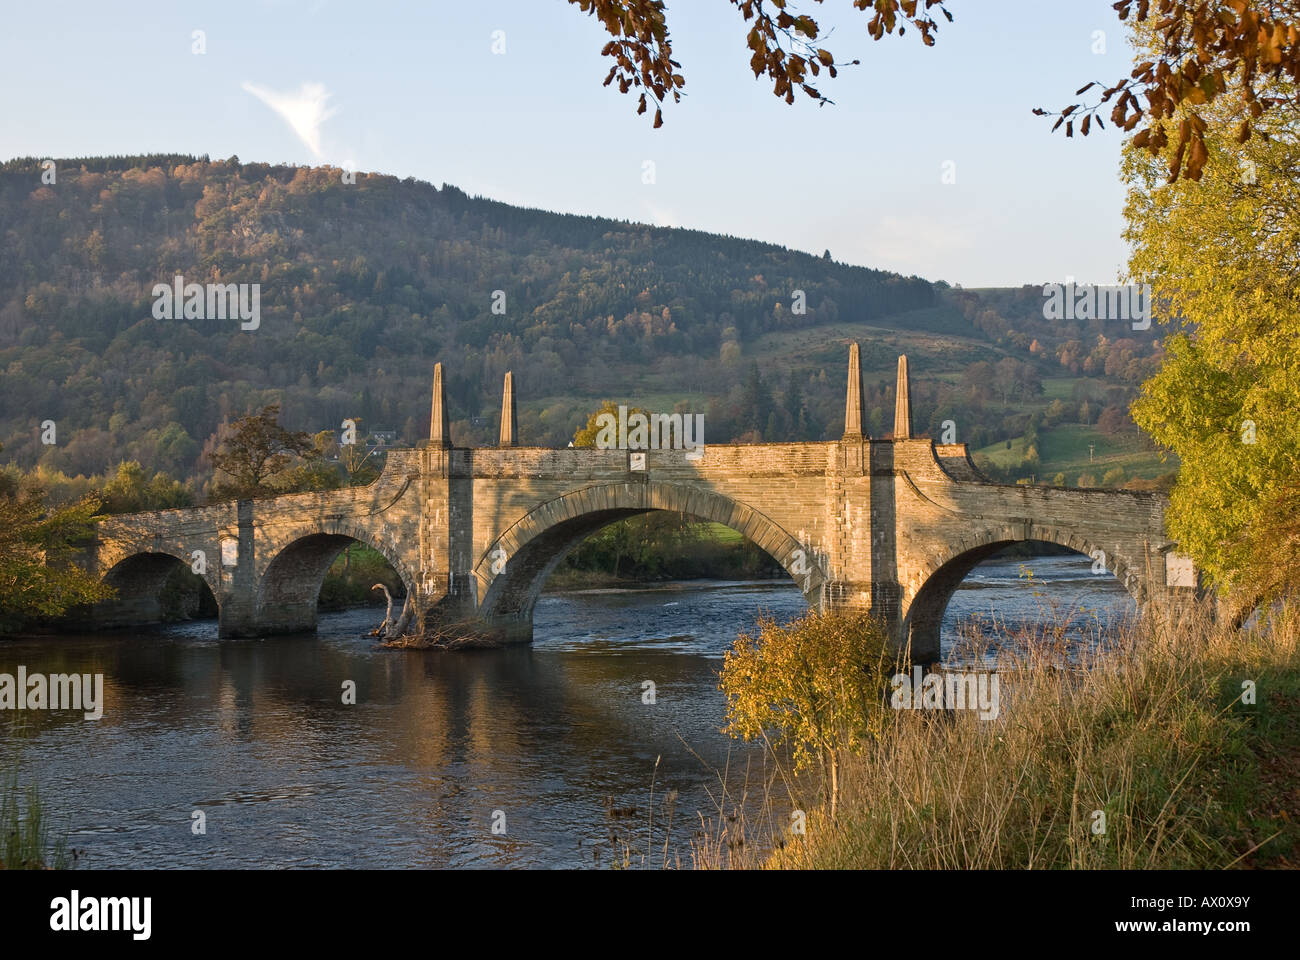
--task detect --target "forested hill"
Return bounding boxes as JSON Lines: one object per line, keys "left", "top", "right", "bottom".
{"left": 0, "top": 153, "right": 943, "bottom": 477}
{"left": 1, "top": 154, "right": 1165, "bottom": 494}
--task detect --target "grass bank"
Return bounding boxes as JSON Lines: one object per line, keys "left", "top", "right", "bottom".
{"left": 1, "top": 767, "right": 72, "bottom": 869}
{"left": 768, "top": 602, "right": 1299, "bottom": 869}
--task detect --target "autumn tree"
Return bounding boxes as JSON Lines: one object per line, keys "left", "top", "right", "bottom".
{"left": 571, "top": 400, "right": 651, "bottom": 447}
{"left": 207, "top": 404, "right": 315, "bottom": 500}
{"left": 1125, "top": 31, "right": 1300, "bottom": 603}
{"left": 720, "top": 609, "right": 897, "bottom": 818}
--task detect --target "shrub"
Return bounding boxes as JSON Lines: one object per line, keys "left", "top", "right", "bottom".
{"left": 720, "top": 609, "right": 898, "bottom": 817}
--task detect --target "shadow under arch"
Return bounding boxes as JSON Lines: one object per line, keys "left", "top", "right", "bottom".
{"left": 258, "top": 526, "right": 416, "bottom": 635}
{"left": 471, "top": 481, "right": 827, "bottom": 640}
{"left": 902, "top": 534, "right": 1145, "bottom": 663}
{"left": 95, "top": 551, "right": 220, "bottom": 628}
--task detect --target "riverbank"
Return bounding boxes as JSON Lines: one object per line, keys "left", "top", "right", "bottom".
{"left": 767, "top": 602, "right": 1300, "bottom": 869}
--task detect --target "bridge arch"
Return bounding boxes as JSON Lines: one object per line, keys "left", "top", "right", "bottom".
{"left": 471, "top": 481, "right": 827, "bottom": 637}
{"left": 900, "top": 523, "right": 1149, "bottom": 662}
{"left": 96, "top": 547, "right": 221, "bottom": 628}
{"left": 256, "top": 521, "right": 418, "bottom": 635}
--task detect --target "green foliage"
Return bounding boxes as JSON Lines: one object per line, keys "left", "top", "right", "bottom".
{"left": 0, "top": 483, "right": 114, "bottom": 632}
{"left": 0, "top": 155, "right": 936, "bottom": 480}
{"left": 99, "top": 460, "right": 193, "bottom": 514}
{"left": 1124, "top": 63, "right": 1300, "bottom": 596}
{"left": 319, "top": 544, "right": 404, "bottom": 609}
{"left": 974, "top": 421, "right": 1171, "bottom": 487}
{"left": 720, "top": 609, "right": 897, "bottom": 815}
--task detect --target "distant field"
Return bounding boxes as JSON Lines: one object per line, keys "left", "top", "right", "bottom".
{"left": 744, "top": 312, "right": 1011, "bottom": 375}
{"left": 974, "top": 423, "right": 1177, "bottom": 485}
{"left": 1040, "top": 377, "right": 1075, "bottom": 401}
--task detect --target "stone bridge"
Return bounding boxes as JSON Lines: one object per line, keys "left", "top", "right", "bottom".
{"left": 88, "top": 348, "right": 1199, "bottom": 661}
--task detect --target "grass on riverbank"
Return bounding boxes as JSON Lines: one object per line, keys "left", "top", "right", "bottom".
{"left": 767, "top": 601, "right": 1299, "bottom": 869}
{"left": 1, "top": 772, "right": 71, "bottom": 869}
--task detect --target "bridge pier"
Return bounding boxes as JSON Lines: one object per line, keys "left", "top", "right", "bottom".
{"left": 218, "top": 602, "right": 260, "bottom": 638}
{"left": 91, "top": 594, "right": 166, "bottom": 630}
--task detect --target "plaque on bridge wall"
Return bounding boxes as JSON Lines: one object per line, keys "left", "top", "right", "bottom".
{"left": 629, "top": 452, "right": 646, "bottom": 471}
{"left": 1165, "top": 552, "right": 1195, "bottom": 588}
{"left": 221, "top": 537, "right": 239, "bottom": 567}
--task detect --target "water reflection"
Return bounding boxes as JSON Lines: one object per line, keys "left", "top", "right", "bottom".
{"left": 0, "top": 555, "right": 1130, "bottom": 868}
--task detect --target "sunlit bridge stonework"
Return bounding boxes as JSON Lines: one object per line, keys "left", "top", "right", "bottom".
{"left": 89, "top": 346, "right": 1199, "bottom": 662}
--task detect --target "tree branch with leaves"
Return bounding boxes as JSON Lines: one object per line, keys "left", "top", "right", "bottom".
{"left": 573, "top": 0, "right": 1299, "bottom": 184}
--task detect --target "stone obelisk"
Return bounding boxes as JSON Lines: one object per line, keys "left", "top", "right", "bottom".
{"left": 843, "top": 342, "right": 865, "bottom": 439}
{"left": 430, "top": 362, "right": 451, "bottom": 448}
{"left": 894, "top": 355, "right": 913, "bottom": 440}
{"left": 499, "top": 371, "right": 517, "bottom": 447}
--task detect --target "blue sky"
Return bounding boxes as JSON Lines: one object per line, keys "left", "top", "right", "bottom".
{"left": 0, "top": 1, "right": 1136, "bottom": 287}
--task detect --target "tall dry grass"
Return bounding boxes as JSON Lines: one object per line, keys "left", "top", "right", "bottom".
{"left": 770, "top": 599, "right": 1299, "bottom": 869}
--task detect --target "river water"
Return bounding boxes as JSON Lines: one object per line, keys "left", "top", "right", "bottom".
{"left": 0, "top": 554, "right": 1131, "bottom": 868}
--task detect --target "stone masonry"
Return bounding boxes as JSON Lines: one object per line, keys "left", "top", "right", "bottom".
{"left": 89, "top": 348, "right": 1199, "bottom": 661}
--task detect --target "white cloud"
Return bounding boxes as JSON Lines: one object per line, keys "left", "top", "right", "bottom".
{"left": 642, "top": 200, "right": 677, "bottom": 228}
{"left": 241, "top": 81, "right": 336, "bottom": 160}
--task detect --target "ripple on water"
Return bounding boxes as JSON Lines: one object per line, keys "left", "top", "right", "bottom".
{"left": 1, "top": 560, "right": 1130, "bottom": 867}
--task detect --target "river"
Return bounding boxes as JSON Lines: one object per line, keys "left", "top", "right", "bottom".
{"left": 0, "top": 554, "right": 1132, "bottom": 868}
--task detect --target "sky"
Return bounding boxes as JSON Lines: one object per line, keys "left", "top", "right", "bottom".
{"left": 0, "top": 1, "right": 1138, "bottom": 288}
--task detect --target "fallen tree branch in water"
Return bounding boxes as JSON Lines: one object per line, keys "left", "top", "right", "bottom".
{"left": 378, "top": 617, "right": 507, "bottom": 650}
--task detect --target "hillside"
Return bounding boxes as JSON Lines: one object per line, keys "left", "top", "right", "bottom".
{"left": 0, "top": 155, "right": 1168, "bottom": 494}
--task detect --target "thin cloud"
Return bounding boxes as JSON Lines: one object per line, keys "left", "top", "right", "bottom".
{"left": 241, "top": 81, "right": 336, "bottom": 160}
{"left": 643, "top": 200, "right": 678, "bottom": 228}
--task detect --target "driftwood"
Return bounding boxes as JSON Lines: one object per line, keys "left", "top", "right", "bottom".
{"left": 389, "top": 593, "right": 414, "bottom": 637}
{"left": 370, "top": 583, "right": 395, "bottom": 637}
{"left": 378, "top": 616, "right": 507, "bottom": 650}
